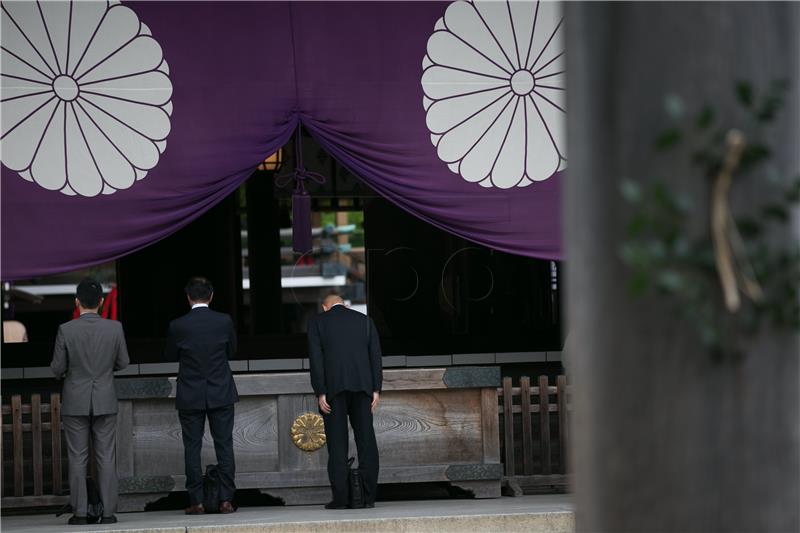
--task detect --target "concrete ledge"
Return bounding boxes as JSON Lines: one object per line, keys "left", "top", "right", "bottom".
{"left": 203, "top": 512, "right": 575, "bottom": 533}
{"left": 1, "top": 368, "right": 23, "bottom": 379}
{"left": 139, "top": 363, "right": 179, "bottom": 375}
{"left": 406, "top": 355, "right": 452, "bottom": 367}
{"left": 248, "top": 359, "right": 303, "bottom": 371}
{"left": 495, "top": 352, "right": 547, "bottom": 364}
{"left": 382, "top": 355, "right": 407, "bottom": 367}
{"left": 115, "top": 364, "right": 141, "bottom": 376}
{"left": 453, "top": 353, "right": 495, "bottom": 365}
{"left": 22, "top": 367, "right": 53, "bottom": 379}
{"left": 0, "top": 495, "right": 574, "bottom": 533}
{"left": 229, "top": 360, "right": 248, "bottom": 372}
{"left": 2, "top": 352, "right": 563, "bottom": 381}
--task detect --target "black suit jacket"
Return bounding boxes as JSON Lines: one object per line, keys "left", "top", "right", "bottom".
{"left": 165, "top": 307, "right": 239, "bottom": 410}
{"left": 308, "top": 305, "right": 383, "bottom": 397}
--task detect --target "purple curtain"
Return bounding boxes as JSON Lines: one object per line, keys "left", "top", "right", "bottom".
{"left": 1, "top": 1, "right": 563, "bottom": 280}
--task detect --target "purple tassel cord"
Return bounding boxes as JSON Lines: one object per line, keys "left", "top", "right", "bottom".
{"left": 275, "top": 128, "right": 327, "bottom": 254}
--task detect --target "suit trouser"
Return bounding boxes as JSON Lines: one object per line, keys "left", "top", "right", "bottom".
{"left": 323, "top": 391, "right": 379, "bottom": 505}
{"left": 178, "top": 404, "right": 236, "bottom": 505}
{"left": 62, "top": 414, "right": 118, "bottom": 517}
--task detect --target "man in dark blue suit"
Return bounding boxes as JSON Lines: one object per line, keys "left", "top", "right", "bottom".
{"left": 165, "top": 277, "right": 238, "bottom": 514}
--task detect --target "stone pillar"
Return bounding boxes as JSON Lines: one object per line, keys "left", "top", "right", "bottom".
{"left": 564, "top": 2, "right": 799, "bottom": 531}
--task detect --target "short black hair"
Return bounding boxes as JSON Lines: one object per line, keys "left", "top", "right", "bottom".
{"left": 76, "top": 278, "right": 103, "bottom": 309}
{"left": 185, "top": 277, "right": 213, "bottom": 302}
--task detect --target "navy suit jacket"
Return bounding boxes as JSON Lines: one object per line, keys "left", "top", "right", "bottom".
{"left": 165, "top": 307, "right": 239, "bottom": 410}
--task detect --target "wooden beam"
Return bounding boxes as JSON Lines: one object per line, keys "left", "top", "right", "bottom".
{"left": 539, "top": 376, "right": 552, "bottom": 475}
{"left": 31, "top": 395, "right": 42, "bottom": 496}
{"left": 11, "top": 395, "right": 23, "bottom": 497}
{"left": 520, "top": 377, "right": 533, "bottom": 475}
{"left": 502, "top": 377, "right": 515, "bottom": 476}
{"left": 50, "top": 394, "right": 62, "bottom": 495}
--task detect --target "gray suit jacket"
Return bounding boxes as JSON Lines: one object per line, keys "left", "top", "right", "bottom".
{"left": 50, "top": 313, "right": 130, "bottom": 416}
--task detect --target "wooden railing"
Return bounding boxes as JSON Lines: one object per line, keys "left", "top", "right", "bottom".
{"left": 1, "top": 376, "right": 569, "bottom": 508}
{"left": 497, "top": 375, "right": 571, "bottom": 494}
{"left": 1, "top": 394, "right": 68, "bottom": 508}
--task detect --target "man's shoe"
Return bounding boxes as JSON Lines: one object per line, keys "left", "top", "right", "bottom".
{"left": 325, "top": 501, "right": 348, "bottom": 509}
{"left": 185, "top": 504, "right": 205, "bottom": 515}
{"left": 100, "top": 516, "right": 118, "bottom": 524}
{"left": 67, "top": 516, "right": 88, "bottom": 525}
{"left": 364, "top": 502, "right": 375, "bottom": 508}
{"left": 219, "top": 501, "right": 236, "bottom": 514}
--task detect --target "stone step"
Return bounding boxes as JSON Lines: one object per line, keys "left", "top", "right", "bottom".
{"left": 0, "top": 495, "right": 574, "bottom": 533}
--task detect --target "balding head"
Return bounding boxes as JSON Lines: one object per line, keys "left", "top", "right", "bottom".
{"left": 322, "top": 293, "right": 345, "bottom": 312}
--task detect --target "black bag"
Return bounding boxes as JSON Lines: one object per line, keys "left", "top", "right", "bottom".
{"left": 86, "top": 475, "right": 104, "bottom": 523}
{"left": 347, "top": 457, "right": 365, "bottom": 509}
{"left": 202, "top": 464, "right": 221, "bottom": 513}
{"left": 55, "top": 476, "right": 104, "bottom": 523}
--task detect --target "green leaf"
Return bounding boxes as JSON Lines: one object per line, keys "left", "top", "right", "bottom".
{"left": 673, "top": 237, "right": 690, "bottom": 258}
{"left": 762, "top": 204, "right": 789, "bottom": 222}
{"left": 785, "top": 177, "right": 800, "bottom": 203}
{"left": 736, "top": 81, "right": 754, "bottom": 108}
{"left": 673, "top": 193, "right": 692, "bottom": 214}
{"left": 695, "top": 105, "right": 715, "bottom": 130}
{"left": 626, "top": 213, "right": 648, "bottom": 237}
{"left": 739, "top": 144, "right": 770, "bottom": 170}
{"left": 756, "top": 95, "right": 782, "bottom": 122}
{"left": 664, "top": 93, "right": 685, "bottom": 120}
{"left": 619, "top": 242, "right": 649, "bottom": 268}
{"left": 620, "top": 179, "right": 642, "bottom": 204}
{"left": 756, "top": 79, "right": 790, "bottom": 121}
{"left": 656, "top": 270, "right": 686, "bottom": 293}
{"left": 629, "top": 269, "right": 650, "bottom": 296}
{"left": 655, "top": 128, "right": 683, "bottom": 151}
{"left": 735, "top": 216, "right": 762, "bottom": 239}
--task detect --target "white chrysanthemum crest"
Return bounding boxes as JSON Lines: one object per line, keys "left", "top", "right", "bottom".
{"left": 422, "top": 0, "right": 565, "bottom": 189}
{"left": 1, "top": 0, "right": 173, "bottom": 197}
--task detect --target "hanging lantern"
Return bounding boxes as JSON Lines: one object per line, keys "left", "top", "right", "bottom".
{"left": 257, "top": 149, "right": 283, "bottom": 172}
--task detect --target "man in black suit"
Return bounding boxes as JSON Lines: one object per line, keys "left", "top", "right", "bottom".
{"left": 165, "top": 277, "right": 238, "bottom": 515}
{"left": 308, "top": 293, "right": 382, "bottom": 509}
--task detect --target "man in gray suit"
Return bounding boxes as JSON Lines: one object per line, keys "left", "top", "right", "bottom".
{"left": 50, "top": 279, "right": 129, "bottom": 525}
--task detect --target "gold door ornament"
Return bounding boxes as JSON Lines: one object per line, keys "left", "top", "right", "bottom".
{"left": 291, "top": 412, "right": 326, "bottom": 451}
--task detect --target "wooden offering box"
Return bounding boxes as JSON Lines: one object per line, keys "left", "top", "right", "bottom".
{"left": 113, "top": 366, "right": 501, "bottom": 510}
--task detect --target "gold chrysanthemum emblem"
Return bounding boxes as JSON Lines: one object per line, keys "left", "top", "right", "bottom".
{"left": 291, "top": 412, "right": 326, "bottom": 451}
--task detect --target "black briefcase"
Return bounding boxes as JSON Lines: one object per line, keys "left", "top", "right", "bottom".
{"left": 55, "top": 475, "right": 104, "bottom": 524}
{"left": 347, "top": 457, "right": 365, "bottom": 509}
{"left": 203, "top": 464, "right": 222, "bottom": 513}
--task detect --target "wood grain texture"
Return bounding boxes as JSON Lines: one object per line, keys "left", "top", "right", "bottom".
{"left": 115, "top": 368, "right": 471, "bottom": 399}
{"left": 278, "top": 395, "right": 327, "bottom": 472}
{"left": 50, "top": 393, "right": 61, "bottom": 495}
{"left": 520, "top": 377, "right": 533, "bottom": 475}
{"left": 30, "top": 395, "right": 42, "bottom": 496}
{"left": 11, "top": 395, "right": 22, "bottom": 497}
{"left": 138, "top": 463, "right": 491, "bottom": 492}
{"left": 131, "top": 397, "right": 278, "bottom": 476}
{"left": 538, "top": 376, "right": 552, "bottom": 475}
{"left": 481, "top": 387, "right": 500, "bottom": 463}
{"left": 502, "top": 378, "right": 514, "bottom": 476}
{"left": 374, "top": 390, "right": 482, "bottom": 466}
{"left": 382, "top": 369, "right": 446, "bottom": 391}
{"left": 116, "top": 401, "right": 134, "bottom": 478}
{"left": 263, "top": 486, "right": 331, "bottom": 506}
{"left": 451, "top": 480, "right": 502, "bottom": 498}
{"left": 556, "top": 375, "right": 569, "bottom": 474}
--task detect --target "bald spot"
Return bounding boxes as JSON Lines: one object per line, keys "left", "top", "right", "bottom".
{"left": 323, "top": 294, "right": 344, "bottom": 307}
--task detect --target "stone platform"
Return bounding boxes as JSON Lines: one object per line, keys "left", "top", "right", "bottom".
{"left": 0, "top": 495, "right": 573, "bottom": 533}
